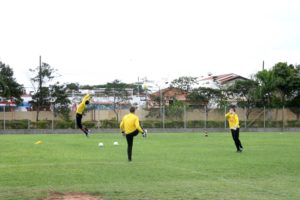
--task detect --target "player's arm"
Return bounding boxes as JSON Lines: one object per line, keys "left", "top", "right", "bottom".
{"left": 120, "top": 118, "right": 125, "bottom": 133}
{"left": 135, "top": 117, "right": 144, "bottom": 133}
{"left": 225, "top": 112, "right": 230, "bottom": 119}
{"left": 82, "top": 94, "right": 91, "bottom": 102}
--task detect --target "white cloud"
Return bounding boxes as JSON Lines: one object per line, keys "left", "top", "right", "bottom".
{"left": 0, "top": 0, "right": 300, "bottom": 88}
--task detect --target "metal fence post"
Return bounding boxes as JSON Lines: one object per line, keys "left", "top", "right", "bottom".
{"left": 162, "top": 104, "right": 165, "bottom": 129}
{"left": 224, "top": 105, "right": 227, "bottom": 129}
{"left": 3, "top": 105, "right": 5, "bottom": 130}
{"left": 52, "top": 111, "right": 54, "bottom": 130}
{"left": 204, "top": 106, "right": 207, "bottom": 130}
{"left": 244, "top": 108, "right": 247, "bottom": 129}
{"left": 282, "top": 106, "right": 285, "bottom": 131}
{"left": 263, "top": 106, "right": 266, "bottom": 129}
{"left": 184, "top": 105, "right": 187, "bottom": 129}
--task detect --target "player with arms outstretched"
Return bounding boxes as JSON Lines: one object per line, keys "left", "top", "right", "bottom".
{"left": 76, "top": 94, "right": 92, "bottom": 137}
{"left": 225, "top": 107, "right": 244, "bottom": 152}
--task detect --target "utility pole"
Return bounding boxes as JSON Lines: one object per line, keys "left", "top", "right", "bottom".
{"left": 36, "top": 56, "right": 42, "bottom": 121}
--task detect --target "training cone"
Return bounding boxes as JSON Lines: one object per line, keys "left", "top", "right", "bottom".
{"left": 34, "top": 140, "right": 43, "bottom": 145}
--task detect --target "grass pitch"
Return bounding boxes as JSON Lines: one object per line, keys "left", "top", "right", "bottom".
{"left": 0, "top": 132, "right": 299, "bottom": 200}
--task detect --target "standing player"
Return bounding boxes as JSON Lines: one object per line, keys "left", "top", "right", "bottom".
{"left": 225, "top": 107, "right": 243, "bottom": 152}
{"left": 120, "top": 107, "right": 146, "bottom": 161}
{"left": 76, "top": 94, "right": 91, "bottom": 137}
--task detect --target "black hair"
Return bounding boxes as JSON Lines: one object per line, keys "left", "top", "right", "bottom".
{"left": 229, "top": 105, "right": 236, "bottom": 112}
{"left": 85, "top": 100, "right": 90, "bottom": 105}
{"left": 129, "top": 107, "right": 136, "bottom": 113}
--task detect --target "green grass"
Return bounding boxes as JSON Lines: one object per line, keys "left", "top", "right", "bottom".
{"left": 0, "top": 132, "right": 300, "bottom": 200}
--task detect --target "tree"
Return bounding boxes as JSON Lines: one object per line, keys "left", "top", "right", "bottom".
{"left": 188, "top": 87, "right": 224, "bottom": 107}
{"left": 255, "top": 69, "right": 277, "bottom": 107}
{"left": 0, "top": 61, "right": 24, "bottom": 104}
{"left": 287, "top": 94, "right": 300, "bottom": 120}
{"left": 166, "top": 99, "right": 185, "bottom": 120}
{"left": 272, "top": 62, "right": 300, "bottom": 106}
{"left": 66, "top": 83, "right": 80, "bottom": 92}
{"left": 50, "top": 83, "right": 71, "bottom": 121}
{"left": 104, "top": 80, "right": 132, "bottom": 122}
{"left": 286, "top": 64, "right": 300, "bottom": 119}
{"left": 255, "top": 62, "right": 300, "bottom": 108}
{"left": 188, "top": 87, "right": 225, "bottom": 128}
{"left": 170, "top": 76, "right": 198, "bottom": 92}
{"left": 226, "top": 79, "right": 260, "bottom": 121}
{"left": 29, "top": 62, "right": 58, "bottom": 121}
{"left": 30, "top": 86, "right": 51, "bottom": 111}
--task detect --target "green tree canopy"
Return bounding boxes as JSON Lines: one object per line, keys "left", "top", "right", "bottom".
{"left": 226, "top": 79, "right": 260, "bottom": 119}
{"left": 104, "top": 80, "right": 132, "bottom": 121}
{"left": 171, "top": 76, "right": 198, "bottom": 92}
{"left": 255, "top": 62, "right": 300, "bottom": 107}
{"left": 0, "top": 61, "right": 24, "bottom": 104}
{"left": 29, "top": 62, "right": 58, "bottom": 121}
{"left": 50, "top": 83, "right": 71, "bottom": 121}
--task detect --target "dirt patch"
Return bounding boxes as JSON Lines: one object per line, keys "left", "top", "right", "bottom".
{"left": 44, "top": 192, "right": 103, "bottom": 200}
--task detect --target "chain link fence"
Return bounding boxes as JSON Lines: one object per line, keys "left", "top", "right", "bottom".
{"left": 0, "top": 106, "right": 300, "bottom": 130}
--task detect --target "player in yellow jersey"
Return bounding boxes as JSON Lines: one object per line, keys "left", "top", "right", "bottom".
{"left": 225, "top": 107, "right": 243, "bottom": 152}
{"left": 76, "top": 94, "right": 91, "bottom": 137}
{"left": 120, "top": 107, "right": 146, "bottom": 161}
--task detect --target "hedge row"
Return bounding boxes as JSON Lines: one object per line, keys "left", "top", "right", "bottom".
{"left": 0, "top": 120, "right": 299, "bottom": 129}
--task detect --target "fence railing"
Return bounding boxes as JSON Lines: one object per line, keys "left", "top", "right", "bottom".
{"left": 0, "top": 106, "right": 300, "bottom": 129}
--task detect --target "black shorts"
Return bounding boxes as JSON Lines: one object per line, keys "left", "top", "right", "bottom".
{"left": 76, "top": 113, "right": 83, "bottom": 129}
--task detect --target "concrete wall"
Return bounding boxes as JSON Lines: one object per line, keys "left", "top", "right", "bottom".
{"left": 0, "top": 108, "right": 299, "bottom": 122}
{"left": 1, "top": 127, "right": 300, "bottom": 134}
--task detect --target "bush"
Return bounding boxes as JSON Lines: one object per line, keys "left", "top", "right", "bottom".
{"left": 30, "top": 121, "right": 51, "bottom": 129}
{"left": 141, "top": 120, "right": 162, "bottom": 128}
{"left": 100, "top": 120, "right": 119, "bottom": 128}
{"left": 9, "top": 120, "right": 29, "bottom": 129}
{"left": 187, "top": 120, "right": 204, "bottom": 128}
{"left": 266, "top": 121, "right": 283, "bottom": 128}
{"left": 287, "top": 120, "right": 300, "bottom": 127}
{"left": 82, "top": 121, "right": 96, "bottom": 128}
{"left": 206, "top": 121, "right": 224, "bottom": 128}
{"left": 165, "top": 121, "right": 184, "bottom": 128}
{"left": 55, "top": 120, "right": 72, "bottom": 129}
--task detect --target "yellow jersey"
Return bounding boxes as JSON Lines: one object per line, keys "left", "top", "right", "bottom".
{"left": 225, "top": 112, "right": 240, "bottom": 129}
{"left": 120, "top": 113, "right": 143, "bottom": 134}
{"left": 76, "top": 94, "right": 91, "bottom": 114}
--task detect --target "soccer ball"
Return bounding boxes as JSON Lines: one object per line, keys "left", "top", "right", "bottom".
{"left": 98, "top": 142, "right": 104, "bottom": 147}
{"left": 113, "top": 141, "right": 119, "bottom": 146}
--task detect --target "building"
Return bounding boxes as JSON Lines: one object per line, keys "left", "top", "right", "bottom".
{"left": 0, "top": 97, "right": 17, "bottom": 111}
{"left": 199, "top": 73, "right": 249, "bottom": 89}
{"left": 148, "top": 87, "right": 188, "bottom": 108}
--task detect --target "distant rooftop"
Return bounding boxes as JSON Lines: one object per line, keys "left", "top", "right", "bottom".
{"left": 200, "top": 73, "right": 248, "bottom": 84}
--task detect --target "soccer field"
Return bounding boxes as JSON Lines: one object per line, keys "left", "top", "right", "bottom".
{"left": 0, "top": 132, "right": 299, "bottom": 200}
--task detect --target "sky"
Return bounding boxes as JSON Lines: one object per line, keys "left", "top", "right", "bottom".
{"left": 0, "top": 0, "right": 300, "bottom": 90}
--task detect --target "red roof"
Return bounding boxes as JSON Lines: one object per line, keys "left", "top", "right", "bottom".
{"left": 200, "top": 73, "right": 248, "bottom": 84}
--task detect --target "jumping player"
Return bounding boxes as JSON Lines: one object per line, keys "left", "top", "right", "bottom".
{"left": 76, "top": 94, "right": 91, "bottom": 137}
{"left": 120, "top": 107, "right": 146, "bottom": 161}
{"left": 225, "top": 107, "right": 243, "bottom": 152}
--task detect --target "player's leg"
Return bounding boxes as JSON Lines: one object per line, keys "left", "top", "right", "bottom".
{"left": 76, "top": 113, "right": 88, "bottom": 137}
{"left": 126, "top": 133, "right": 134, "bottom": 161}
{"left": 236, "top": 128, "right": 243, "bottom": 150}
{"left": 231, "top": 129, "right": 240, "bottom": 152}
{"left": 126, "top": 130, "right": 139, "bottom": 161}
{"left": 132, "top": 129, "right": 139, "bottom": 137}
